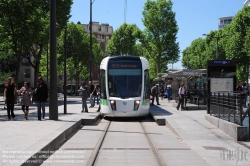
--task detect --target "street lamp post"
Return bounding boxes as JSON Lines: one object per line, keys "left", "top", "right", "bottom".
{"left": 104, "top": 35, "right": 109, "bottom": 57}
{"left": 47, "top": 44, "right": 49, "bottom": 82}
{"left": 56, "top": 23, "right": 67, "bottom": 114}
{"left": 202, "top": 34, "right": 231, "bottom": 59}
{"left": 89, "top": 0, "right": 95, "bottom": 81}
{"left": 50, "top": 0, "right": 58, "bottom": 120}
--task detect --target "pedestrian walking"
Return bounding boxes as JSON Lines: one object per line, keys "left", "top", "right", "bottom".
{"left": 151, "top": 84, "right": 160, "bottom": 106}
{"left": 78, "top": 82, "right": 89, "bottom": 113}
{"left": 236, "top": 81, "right": 245, "bottom": 113}
{"left": 89, "top": 81, "right": 96, "bottom": 107}
{"left": 176, "top": 83, "right": 185, "bottom": 110}
{"left": 160, "top": 86, "right": 165, "bottom": 100}
{"left": 4, "top": 77, "right": 17, "bottom": 120}
{"left": 19, "top": 82, "right": 32, "bottom": 120}
{"left": 166, "top": 85, "right": 172, "bottom": 102}
{"left": 95, "top": 84, "right": 100, "bottom": 105}
{"left": 243, "top": 82, "right": 248, "bottom": 108}
{"left": 35, "top": 77, "right": 48, "bottom": 120}
{"left": 3, "top": 82, "right": 7, "bottom": 110}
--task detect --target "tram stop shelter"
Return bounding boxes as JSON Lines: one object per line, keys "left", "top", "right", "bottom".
{"left": 160, "top": 69, "right": 207, "bottom": 110}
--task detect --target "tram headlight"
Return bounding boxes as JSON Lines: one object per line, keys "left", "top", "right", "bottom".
{"left": 110, "top": 100, "right": 116, "bottom": 110}
{"left": 134, "top": 100, "right": 140, "bottom": 111}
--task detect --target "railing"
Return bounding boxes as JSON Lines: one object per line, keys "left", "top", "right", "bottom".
{"left": 210, "top": 92, "right": 249, "bottom": 126}
{"left": 175, "top": 89, "right": 208, "bottom": 106}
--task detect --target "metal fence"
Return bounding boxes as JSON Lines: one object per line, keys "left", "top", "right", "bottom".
{"left": 175, "top": 89, "right": 208, "bottom": 106}
{"left": 210, "top": 92, "right": 249, "bottom": 126}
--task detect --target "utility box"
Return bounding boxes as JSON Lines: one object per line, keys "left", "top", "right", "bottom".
{"left": 207, "top": 60, "right": 237, "bottom": 114}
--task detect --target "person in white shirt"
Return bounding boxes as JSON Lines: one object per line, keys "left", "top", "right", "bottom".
{"left": 176, "top": 83, "right": 185, "bottom": 110}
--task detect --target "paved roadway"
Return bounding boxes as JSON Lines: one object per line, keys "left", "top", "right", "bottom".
{"left": 0, "top": 95, "right": 250, "bottom": 166}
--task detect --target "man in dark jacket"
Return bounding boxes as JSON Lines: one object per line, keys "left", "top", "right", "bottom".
{"left": 36, "top": 77, "right": 48, "bottom": 120}
{"left": 78, "top": 82, "right": 89, "bottom": 113}
{"left": 151, "top": 84, "right": 160, "bottom": 106}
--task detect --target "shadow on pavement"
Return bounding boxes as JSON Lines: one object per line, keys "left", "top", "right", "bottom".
{"left": 150, "top": 105, "right": 173, "bottom": 116}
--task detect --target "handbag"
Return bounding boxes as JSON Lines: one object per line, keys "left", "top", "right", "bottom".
{"left": 150, "top": 95, "right": 153, "bottom": 100}
{"left": 32, "top": 88, "right": 38, "bottom": 102}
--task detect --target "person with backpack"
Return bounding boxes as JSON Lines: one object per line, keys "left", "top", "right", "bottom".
{"left": 176, "top": 83, "right": 185, "bottom": 110}
{"left": 151, "top": 84, "right": 160, "bottom": 106}
{"left": 78, "top": 82, "right": 89, "bottom": 113}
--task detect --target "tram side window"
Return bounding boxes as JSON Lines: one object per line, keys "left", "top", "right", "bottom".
{"left": 143, "top": 69, "right": 150, "bottom": 99}
{"left": 100, "top": 69, "right": 107, "bottom": 99}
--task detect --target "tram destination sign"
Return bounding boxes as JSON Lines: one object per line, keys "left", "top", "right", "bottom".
{"left": 207, "top": 60, "right": 236, "bottom": 66}
{"left": 109, "top": 63, "right": 140, "bottom": 69}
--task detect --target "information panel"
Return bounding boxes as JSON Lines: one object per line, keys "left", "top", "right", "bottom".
{"left": 210, "top": 78, "right": 234, "bottom": 92}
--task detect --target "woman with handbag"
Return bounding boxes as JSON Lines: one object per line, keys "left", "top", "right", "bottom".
{"left": 4, "top": 77, "right": 17, "bottom": 120}
{"left": 19, "top": 82, "right": 32, "bottom": 120}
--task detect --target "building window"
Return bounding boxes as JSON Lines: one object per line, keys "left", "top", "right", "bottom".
{"left": 98, "top": 25, "right": 101, "bottom": 31}
{"left": 24, "top": 69, "right": 30, "bottom": 78}
{"left": 98, "top": 34, "right": 101, "bottom": 39}
{"left": 105, "top": 27, "right": 108, "bottom": 32}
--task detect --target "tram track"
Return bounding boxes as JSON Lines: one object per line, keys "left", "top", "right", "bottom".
{"left": 140, "top": 120, "right": 165, "bottom": 166}
{"left": 87, "top": 120, "right": 111, "bottom": 166}
{"left": 87, "top": 118, "right": 165, "bottom": 166}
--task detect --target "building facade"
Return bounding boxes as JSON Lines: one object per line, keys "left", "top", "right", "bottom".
{"left": 218, "top": 16, "right": 233, "bottom": 29}
{"left": 244, "top": 0, "right": 250, "bottom": 6}
{"left": 18, "top": 57, "right": 35, "bottom": 88}
{"left": 81, "top": 22, "right": 113, "bottom": 82}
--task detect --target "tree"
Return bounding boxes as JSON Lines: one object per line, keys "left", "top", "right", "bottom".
{"left": 0, "top": 0, "right": 72, "bottom": 85}
{"left": 224, "top": 6, "right": 250, "bottom": 81}
{"left": 106, "top": 23, "right": 142, "bottom": 56}
{"left": 142, "top": 0, "right": 179, "bottom": 76}
{"left": 57, "top": 23, "right": 103, "bottom": 89}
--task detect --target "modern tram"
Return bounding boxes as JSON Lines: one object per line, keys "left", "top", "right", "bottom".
{"left": 99, "top": 56, "right": 150, "bottom": 117}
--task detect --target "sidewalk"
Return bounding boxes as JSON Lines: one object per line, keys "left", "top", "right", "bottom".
{"left": 0, "top": 95, "right": 100, "bottom": 166}
{"left": 150, "top": 99, "right": 250, "bottom": 166}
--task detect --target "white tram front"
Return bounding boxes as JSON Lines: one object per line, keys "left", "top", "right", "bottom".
{"left": 99, "top": 56, "right": 150, "bottom": 117}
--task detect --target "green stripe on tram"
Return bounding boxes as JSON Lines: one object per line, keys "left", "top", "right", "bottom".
{"left": 142, "top": 99, "right": 150, "bottom": 105}
{"left": 100, "top": 99, "right": 109, "bottom": 106}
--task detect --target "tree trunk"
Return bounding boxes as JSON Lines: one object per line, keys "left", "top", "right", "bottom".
{"left": 157, "top": 53, "right": 161, "bottom": 74}
{"left": 34, "top": 64, "right": 40, "bottom": 88}
{"left": 14, "top": 54, "right": 22, "bottom": 88}
{"left": 14, "top": 64, "right": 20, "bottom": 88}
{"left": 33, "top": 45, "right": 43, "bottom": 88}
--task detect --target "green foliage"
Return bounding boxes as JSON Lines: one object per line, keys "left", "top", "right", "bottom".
{"left": 39, "top": 50, "right": 63, "bottom": 79}
{"left": 0, "top": 0, "right": 73, "bottom": 84}
{"left": 0, "top": 72, "right": 12, "bottom": 85}
{"left": 56, "top": 22, "right": 103, "bottom": 81}
{"left": 182, "top": 6, "right": 250, "bottom": 81}
{"left": 106, "top": 23, "right": 142, "bottom": 56}
{"left": 142, "top": 0, "right": 179, "bottom": 78}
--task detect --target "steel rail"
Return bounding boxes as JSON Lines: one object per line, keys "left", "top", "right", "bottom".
{"left": 87, "top": 120, "right": 111, "bottom": 166}
{"left": 140, "top": 121, "right": 165, "bottom": 166}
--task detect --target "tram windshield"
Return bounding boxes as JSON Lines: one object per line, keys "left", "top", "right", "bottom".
{"left": 108, "top": 59, "right": 142, "bottom": 98}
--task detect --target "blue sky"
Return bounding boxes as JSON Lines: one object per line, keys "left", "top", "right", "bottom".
{"left": 69, "top": 0, "right": 244, "bottom": 69}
